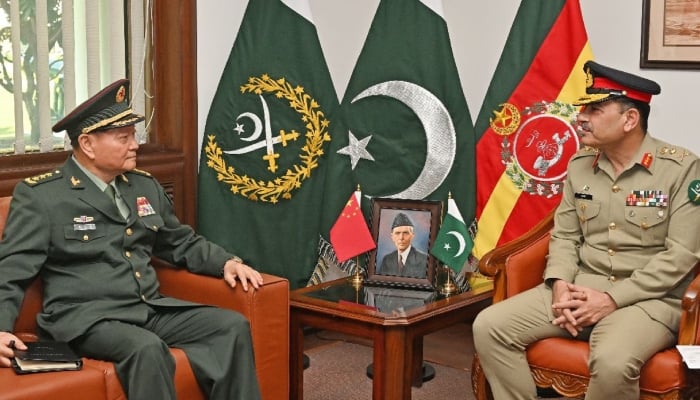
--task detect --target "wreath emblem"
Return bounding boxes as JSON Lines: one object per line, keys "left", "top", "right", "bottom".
{"left": 489, "top": 101, "right": 579, "bottom": 198}
{"left": 204, "top": 74, "right": 331, "bottom": 203}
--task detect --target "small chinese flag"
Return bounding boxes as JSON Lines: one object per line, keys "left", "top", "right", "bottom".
{"left": 330, "top": 190, "right": 376, "bottom": 262}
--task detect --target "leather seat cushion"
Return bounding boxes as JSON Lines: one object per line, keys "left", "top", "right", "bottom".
{"left": 527, "top": 338, "right": 686, "bottom": 393}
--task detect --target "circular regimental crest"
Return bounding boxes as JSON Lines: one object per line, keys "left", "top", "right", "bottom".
{"left": 494, "top": 101, "right": 579, "bottom": 198}
{"left": 204, "top": 75, "right": 331, "bottom": 203}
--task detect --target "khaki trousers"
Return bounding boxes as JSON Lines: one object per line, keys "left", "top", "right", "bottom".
{"left": 472, "top": 284, "right": 675, "bottom": 400}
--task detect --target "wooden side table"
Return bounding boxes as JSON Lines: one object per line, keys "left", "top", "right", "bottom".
{"left": 290, "top": 279, "right": 492, "bottom": 400}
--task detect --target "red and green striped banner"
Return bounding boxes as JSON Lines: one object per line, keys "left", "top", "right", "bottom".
{"left": 472, "top": 0, "right": 593, "bottom": 259}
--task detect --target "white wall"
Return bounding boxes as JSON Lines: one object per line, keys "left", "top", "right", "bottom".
{"left": 197, "top": 0, "right": 699, "bottom": 158}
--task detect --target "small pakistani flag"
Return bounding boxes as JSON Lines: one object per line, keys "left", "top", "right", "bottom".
{"left": 431, "top": 196, "right": 472, "bottom": 274}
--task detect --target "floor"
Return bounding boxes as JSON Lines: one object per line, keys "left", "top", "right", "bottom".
{"left": 302, "top": 322, "right": 569, "bottom": 399}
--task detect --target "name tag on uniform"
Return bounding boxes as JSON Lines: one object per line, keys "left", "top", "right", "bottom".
{"left": 574, "top": 192, "right": 593, "bottom": 200}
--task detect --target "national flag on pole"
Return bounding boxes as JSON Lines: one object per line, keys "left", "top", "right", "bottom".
{"left": 197, "top": 0, "right": 341, "bottom": 289}
{"left": 330, "top": 190, "right": 376, "bottom": 262}
{"left": 431, "top": 196, "right": 472, "bottom": 274}
{"left": 472, "top": 0, "right": 592, "bottom": 259}
{"left": 319, "top": 0, "right": 476, "bottom": 248}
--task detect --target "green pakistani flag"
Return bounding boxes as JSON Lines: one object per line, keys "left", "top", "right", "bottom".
{"left": 431, "top": 197, "right": 472, "bottom": 273}
{"left": 198, "top": 0, "right": 341, "bottom": 289}
{"left": 320, "top": 0, "right": 476, "bottom": 245}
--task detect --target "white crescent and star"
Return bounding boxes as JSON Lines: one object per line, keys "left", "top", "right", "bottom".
{"left": 338, "top": 80, "right": 457, "bottom": 199}
{"left": 445, "top": 231, "right": 467, "bottom": 257}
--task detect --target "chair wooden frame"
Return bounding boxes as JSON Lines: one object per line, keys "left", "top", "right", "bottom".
{"left": 470, "top": 211, "right": 700, "bottom": 399}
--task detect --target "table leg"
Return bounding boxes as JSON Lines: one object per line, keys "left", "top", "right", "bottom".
{"left": 289, "top": 312, "right": 305, "bottom": 400}
{"left": 376, "top": 327, "right": 412, "bottom": 400}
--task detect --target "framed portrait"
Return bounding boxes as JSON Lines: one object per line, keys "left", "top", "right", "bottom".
{"left": 641, "top": 0, "right": 700, "bottom": 69}
{"left": 366, "top": 198, "right": 441, "bottom": 290}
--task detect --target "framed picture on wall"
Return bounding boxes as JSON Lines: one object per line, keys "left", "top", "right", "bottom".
{"left": 641, "top": 0, "right": 700, "bottom": 69}
{"left": 365, "top": 198, "right": 441, "bottom": 290}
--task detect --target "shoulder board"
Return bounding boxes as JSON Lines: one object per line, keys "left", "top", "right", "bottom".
{"left": 23, "top": 169, "right": 62, "bottom": 187}
{"left": 128, "top": 168, "right": 154, "bottom": 178}
{"left": 570, "top": 146, "right": 598, "bottom": 160}
{"left": 656, "top": 145, "right": 697, "bottom": 165}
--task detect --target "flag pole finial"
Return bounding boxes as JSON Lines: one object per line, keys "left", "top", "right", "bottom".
{"left": 356, "top": 184, "right": 361, "bottom": 192}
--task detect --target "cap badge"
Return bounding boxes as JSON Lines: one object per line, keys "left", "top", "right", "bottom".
{"left": 116, "top": 86, "right": 126, "bottom": 103}
{"left": 585, "top": 68, "right": 593, "bottom": 88}
{"left": 688, "top": 180, "right": 700, "bottom": 205}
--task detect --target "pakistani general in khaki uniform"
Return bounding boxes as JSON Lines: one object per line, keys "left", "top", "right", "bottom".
{"left": 473, "top": 61, "right": 700, "bottom": 399}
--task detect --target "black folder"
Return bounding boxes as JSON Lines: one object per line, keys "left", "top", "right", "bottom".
{"left": 11, "top": 341, "right": 82, "bottom": 374}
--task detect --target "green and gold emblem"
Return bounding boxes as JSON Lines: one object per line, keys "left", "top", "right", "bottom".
{"left": 204, "top": 75, "right": 331, "bottom": 203}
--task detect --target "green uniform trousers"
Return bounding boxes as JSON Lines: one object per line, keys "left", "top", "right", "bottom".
{"left": 70, "top": 305, "right": 261, "bottom": 400}
{"left": 472, "top": 283, "right": 676, "bottom": 400}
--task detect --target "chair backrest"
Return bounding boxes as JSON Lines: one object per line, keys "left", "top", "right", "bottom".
{"left": 0, "top": 196, "right": 43, "bottom": 334}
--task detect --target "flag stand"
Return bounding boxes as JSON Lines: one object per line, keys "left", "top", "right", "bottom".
{"left": 438, "top": 264, "right": 457, "bottom": 296}
{"left": 348, "top": 255, "right": 364, "bottom": 288}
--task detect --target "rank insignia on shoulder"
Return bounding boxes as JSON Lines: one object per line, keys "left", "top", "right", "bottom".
{"left": 689, "top": 180, "right": 700, "bottom": 205}
{"left": 131, "top": 168, "right": 152, "bottom": 177}
{"left": 658, "top": 146, "right": 691, "bottom": 164}
{"left": 24, "top": 170, "right": 62, "bottom": 186}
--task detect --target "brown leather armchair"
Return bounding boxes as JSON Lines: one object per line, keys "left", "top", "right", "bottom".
{"left": 0, "top": 196, "right": 290, "bottom": 400}
{"left": 471, "top": 211, "right": 700, "bottom": 400}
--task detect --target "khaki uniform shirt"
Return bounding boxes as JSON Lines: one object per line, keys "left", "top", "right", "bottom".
{"left": 544, "top": 134, "right": 700, "bottom": 331}
{"left": 0, "top": 157, "right": 234, "bottom": 341}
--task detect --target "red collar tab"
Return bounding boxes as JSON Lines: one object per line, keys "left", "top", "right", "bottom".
{"left": 641, "top": 152, "right": 654, "bottom": 169}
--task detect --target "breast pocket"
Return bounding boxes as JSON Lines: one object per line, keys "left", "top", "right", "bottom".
{"left": 624, "top": 207, "right": 668, "bottom": 246}
{"left": 139, "top": 214, "right": 165, "bottom": 232}
{"left": 575, "top": 199, "right": 601, "bottom": 235}
{"left": 64, "top": 223, "right": 106, "bottom": 243}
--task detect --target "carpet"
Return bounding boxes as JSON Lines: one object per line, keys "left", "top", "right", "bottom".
{"left": 302, "top": 339, "right": 472, "bottom": 400}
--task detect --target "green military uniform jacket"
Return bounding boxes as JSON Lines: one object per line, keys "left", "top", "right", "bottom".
{"left": 544, "top": 134, "right": 700, "bottom": 332}
{"left": 0, "top": 157, "right": 234, "bottom": 342}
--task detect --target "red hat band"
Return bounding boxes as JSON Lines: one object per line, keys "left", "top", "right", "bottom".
{"left": 593, "top": 77, "right": 653, "bottom": 104}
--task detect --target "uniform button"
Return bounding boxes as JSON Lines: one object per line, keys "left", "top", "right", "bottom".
{"left": 641, "top": 222, "right": 649, "bottom": 230}
{"left": 609, "top": 275, "right": 617, "bottom": 282}
{"left": 609, "top": 222, "right": 616, "bottom": 230}
{"left": 125, "top": 251, "right": 131, "bottom": 258}
{"left": 126, "top": 228, "right": 133, "bottom": 236}
{"left": 135, "top": 271, "right": 141, "bottom": 278}
{"left": 83, "top": 235, "right": 89, "bottom": 241}
{"left": 580, "top": 203, "right": 587, "bottom": 211}
{"left": 612, "top": 185, "right": 621, "bottom": 193}
{"left": 141, "top": 294, "right": 146, "bottom": 301}
{"left": 152, "top": 225, "right": 158, "bottom": 231}
{"left": 608, "top": 249, "right": 615, "bottom": 256}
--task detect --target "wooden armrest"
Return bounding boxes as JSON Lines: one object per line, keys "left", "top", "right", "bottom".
{"left": 478, "top": 210, "right": 554, "bottom": 302}
{"left": 679, "top": 268, "right": 700, "bottom": 345}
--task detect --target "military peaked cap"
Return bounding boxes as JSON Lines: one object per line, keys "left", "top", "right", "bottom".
{"left": 574, "top": 61, "right": 661, "bottom": 106}
{"left": 52, "top": 79, "right": 145, "bottom": 141}
{"left": 391, "top": 213, "right": 414, "bottom": 229}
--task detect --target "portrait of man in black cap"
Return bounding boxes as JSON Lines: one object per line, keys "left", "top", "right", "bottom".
{"left": 473, "top": 61, "right": 700, "bottom": 399}
{"left": 378, "top": 211, "right": 428, "bottom": 278}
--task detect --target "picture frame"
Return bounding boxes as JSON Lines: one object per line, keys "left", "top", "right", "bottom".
{"left": 365, "top": 198, "right": 442, "bottom": 290}
{"left": 641, "top": 0, "right": 700, "bottom": 69}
